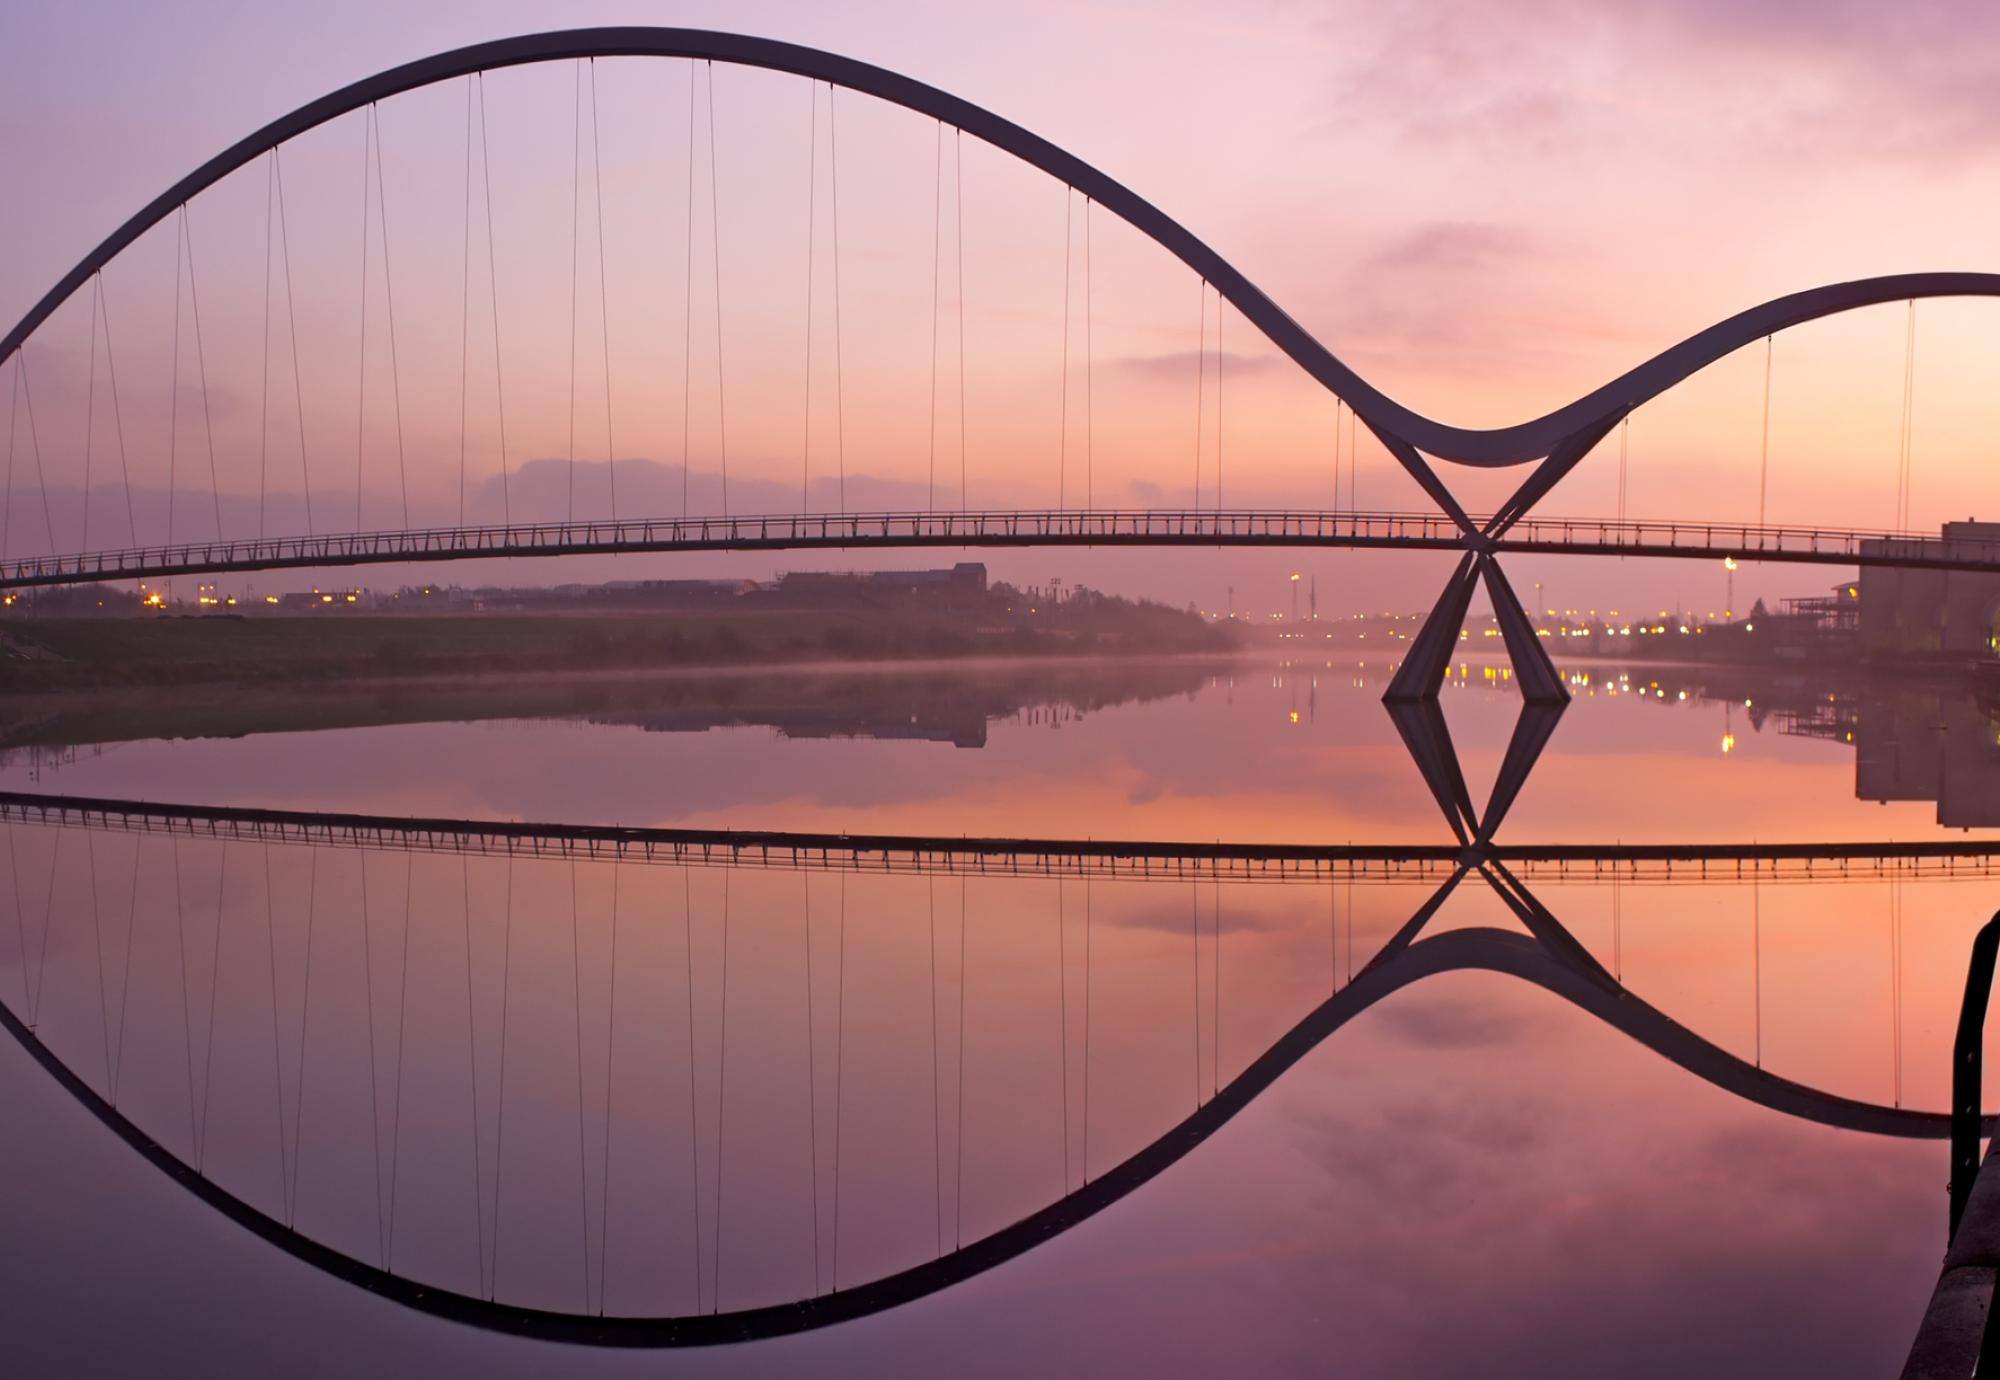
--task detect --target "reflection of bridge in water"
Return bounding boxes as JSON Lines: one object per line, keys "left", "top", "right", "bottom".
{"left": 7, "top": 791, "right": 2000, "bottom": 886}
{"left": 0, "top": 790, "right": 1985, "bottom": 1346}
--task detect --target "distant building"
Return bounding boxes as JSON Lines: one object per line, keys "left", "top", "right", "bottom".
{"left": 1858, "top": 521, "right": 2000, "bottom": 659}
{"left": 772, "top": 563, "right": 987, "bottom": 607}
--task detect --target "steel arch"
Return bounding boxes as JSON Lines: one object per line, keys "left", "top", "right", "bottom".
{"left": 4, "top": 28, "right": 1997, "bottom": 467}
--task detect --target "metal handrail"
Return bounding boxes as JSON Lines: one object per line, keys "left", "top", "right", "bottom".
{"left": 1951, "top": 913, "right": 2000, "bottom": 1236}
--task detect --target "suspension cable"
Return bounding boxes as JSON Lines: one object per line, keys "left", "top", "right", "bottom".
{"left": 927, "top": 876, "right": 941, "bottom": 1256}
{"left": 458, "top": 78, "right": 473, "bottom": 528}
{"left": 358, "top": 855, "right": 386, "bottom": 1264}
{"left": 16, "top": 350, "right": 54, "bottom": 560}
{"left": 714, "top": 870, "right": 731, "bottom": 1311}
{"left": 263, "top": 846, "right": 289, "bottom": 1213}
{"left": 568, "top": 861, "right": 590, "bottom": 1309}
{"left": 567, "top": 62, "right": 582, "bottom": 525}
{"left": 1757, "top": 334, "right": 1772, "bottom": 528}
{"left": 257, "top": 155, "right": 273, "bottom": 540}
{"left": 1897, "top": 300, "right": 1918, "bottom": 532}
{"left": 1190, "top": 882, "right": 1200, "bottom": 1108}
{"left": 927, "top": 123, "right": 941, "bottom": 514}
{"left": 83, "top": 275, "right": 100, "bottom": 551}
{"left": 590, "top": 59, "right": 618, "bottom": 524}
{"left": 681, "top": 866, "right": 702, "bottom": 1310}
{"left": 829, "top": 84, "right": 847, "bottom": 517}
{"left": 113, "top": 836, "right": 142, "bottom": 1108}
{"left": 355, "top": 110, "right": 373, "bottom": 533}
{"left": 1348, "top": 406, "right": 1358, "bottom": 512}
{"left": 4, "top": 826, "right": 27, "bottom": 1017}
{"left": 598, "top": 862, "right": 619, "bottom": 1315}
{"left": 802, "top": 82, "right": 818, "bottom": 511}
{"left": 96, "top": 273, "right": 138, "bottom": 546}
{"left": 831, "top": 871, "right": 844, "bottom": 1289}
{"left": 1617, "top": 415, "right": 1629, "bottom": 523}
{"left": 4, "top": 356, "right": 22, "bottom": 560}
{"left": 488, "top": 856, "right": 511, "bottom": 1296}
{"left": 184, "top": 200, "right": 227, "bottom": 544}
{"left": 196, "top": 843, "right": 228, "bottom": 1176}
{"left": 1058, "top": 188, "right": 1072, "bottom": 512}
{"left": 680, "top": 66, "right": 696, "bottom": 520}
{"left": 371, "top": 109, "right": 410, "bottom": 529}
{"left": 167, "top": 209, "right": 185, "bottom": 549}
{"left": 459, "top": 856, "right": 486, "bottom": 1296}
{"left": 30, "top": 828, "right": 59, "bottom": 1032}
{"left": 170, "top": 836, "right": 197, "bottom": 1156}
{"left": 706, "top": 62, "right": 730, "bottom": 518}
{"left": 1333, "top": 398, "right": 1343, "bottom": 512}
{"left": 1085, "top": 197, "right": 1093, "bottom": 511}
{"left": 476, "top": 75, "right": 511, "bottom": 528}
{"left": 290, "top": 847, "right": 317, "bottom": 1226}
{"left": 273, "top": 148, "right": 315, "bottom": 535}
{"left": 1057, "top": 881, "right": 1069, "bottom": 1192}
{"left": 954, "top": 879, "right": 966, "bottom": 1247}
{"left": 955, "top": 130, "right": 968, "bottom": 511}
{"left": 803, "top": 875, "right": 821, "bottom": 1292}
{"left": 387, "top": 855, "right": 413, "bottom": 1274}
{"left": 1193, "top": 280, "right": 1205, "bottom": 509}
{"left": 87, "top": 831, "right": 111, "bottom": 1090}
{"left": 1082, "top": 877, "right": 1091, "bottom": 1184}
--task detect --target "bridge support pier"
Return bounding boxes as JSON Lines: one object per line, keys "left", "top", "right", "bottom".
{"left": 1382, "top": 552, "right": 1568, "bottom": 707}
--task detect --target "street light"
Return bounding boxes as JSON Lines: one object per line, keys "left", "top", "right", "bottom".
{"left": 1289, "top": 572, "right": 1301, "bottom": 623}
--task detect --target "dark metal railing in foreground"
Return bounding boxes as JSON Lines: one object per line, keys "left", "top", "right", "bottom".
{"left": 1902, "top": 912, "right": 2000, "bottom": 1379}
{"left": 1951, "top": 917, "right": 2000, "bottom": 1236}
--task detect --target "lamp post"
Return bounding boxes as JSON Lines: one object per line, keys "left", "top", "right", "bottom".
{"left": 1290, "top": 572, "right": 1301, "bottom": 624}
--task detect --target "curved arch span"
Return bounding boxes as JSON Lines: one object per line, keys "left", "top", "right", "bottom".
{"left": 3, "top": 28, "right": 1996, "bottom": 467}
{"left": 0, "top": 921, "right": 1966, "bottom": 1346}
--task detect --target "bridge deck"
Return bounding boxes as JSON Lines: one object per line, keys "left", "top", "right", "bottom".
{"left": 0, "top": 509, "right": 1993, "bottom": 589}
{"left": 5, "top": 792, "right": 1998, "bottom": 884}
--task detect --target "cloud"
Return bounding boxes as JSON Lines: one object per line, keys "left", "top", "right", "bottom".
{"left": 1102, "top": 348, "right": 1287, "bottom": 382}
{"left": 1314, "top": 0, "right": 2000, "bottom": 168}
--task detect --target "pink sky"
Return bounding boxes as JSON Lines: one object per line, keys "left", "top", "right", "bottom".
{"left": 2, "top": 0, "right": 1998, "bottom": 613}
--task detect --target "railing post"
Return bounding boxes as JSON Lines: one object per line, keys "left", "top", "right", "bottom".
{"left": 1951, "top": 912, "right": 2000, "bottom": 1239}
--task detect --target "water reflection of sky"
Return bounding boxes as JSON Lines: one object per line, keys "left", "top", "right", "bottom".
{"left": 2, "top": 658, "right": 1994, "bottom": 1376}
{"left": 0, "top": 657, "right": 1987, "bottom": 846}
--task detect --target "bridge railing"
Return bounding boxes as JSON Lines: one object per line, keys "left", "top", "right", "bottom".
{"left": 5, "top": 507, "right": 2000, "bottom": 589}
{"left": 1902, "top": 912, "right": 2000, "bottom": 1378}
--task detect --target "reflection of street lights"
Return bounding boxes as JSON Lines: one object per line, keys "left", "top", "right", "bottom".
{"left": 1289, "top": 572, "right": 1301, "bottom": 624}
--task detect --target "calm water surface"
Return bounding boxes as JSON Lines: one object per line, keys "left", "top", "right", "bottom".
{"left": 1, "top": 654, "right": 1992, "bottom": 1376}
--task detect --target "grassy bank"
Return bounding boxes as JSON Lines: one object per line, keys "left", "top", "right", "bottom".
{"left": 0, "top": 607, "right": 1239, "bottom": 691}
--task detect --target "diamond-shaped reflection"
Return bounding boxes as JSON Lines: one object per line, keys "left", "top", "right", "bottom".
{"left": 1378, "top": 549, "right": 1569, "bottom": 845}
{"left": 1385, "top": 694, "right": 1564, "bottom": 846}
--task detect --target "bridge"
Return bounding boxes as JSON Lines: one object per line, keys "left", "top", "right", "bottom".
{"left": 1, "top": 508, "right": 1996, "bottom": 592}
{"left": 0, "top": 789, "right": 1983, "bottom": 1344}
{"left": 7, "top": 789, "right": 2000, "bottom": 886}
{"left": 1, "top": 25, "right": 1994, "bottom": 711}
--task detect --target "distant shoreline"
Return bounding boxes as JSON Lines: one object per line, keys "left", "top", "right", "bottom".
{"left": 0, "top": 607, "right": 1243, "bottom": 692}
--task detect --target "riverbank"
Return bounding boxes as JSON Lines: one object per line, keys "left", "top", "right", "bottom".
{"left": 0, "top": 605, "right": 1241, "bottom": 692}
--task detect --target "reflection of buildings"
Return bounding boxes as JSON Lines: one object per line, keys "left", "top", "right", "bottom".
{"left": 1679, "top": 668, "right": 2000, "bottom": 828}
{"left": 0, "top": 658, "right": 1210, "bottom": 763}
{"left": 1848, "top": 692, "right": 2000, "bottom": 828}
{"left": 607, "top": 700, "right": 994, "bottom": 748}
